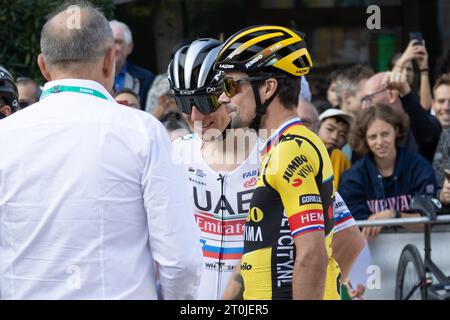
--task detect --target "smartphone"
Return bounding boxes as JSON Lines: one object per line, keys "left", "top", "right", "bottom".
{"left": 444, "top": 169, "right": 450, "bottom": 181}
{"left": 409, "top": 32, "right": 423, "bottom": 46}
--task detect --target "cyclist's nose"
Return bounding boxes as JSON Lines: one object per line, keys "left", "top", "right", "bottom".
{"left": 191, "top": 106, "right": 205, "bottom": 123}
{"left": 218, "top": 91, "right": 231, "bottom": 105}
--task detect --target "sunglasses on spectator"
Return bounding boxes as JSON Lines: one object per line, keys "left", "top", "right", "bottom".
{"left": 360, "top": 87, "right": 389, "bottom": 105}
{"left": 171, "top": 84, "right": 223, "bottom": 115}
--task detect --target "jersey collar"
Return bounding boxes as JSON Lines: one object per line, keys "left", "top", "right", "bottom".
{"left": 260, "top": 117, "right": 303, "bottom": 156}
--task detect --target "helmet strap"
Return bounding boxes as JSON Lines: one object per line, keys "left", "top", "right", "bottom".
{"left": 249, "top": 81, "right": 278, "bottom": 131}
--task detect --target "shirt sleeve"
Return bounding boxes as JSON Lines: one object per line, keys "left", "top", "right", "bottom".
{"left": 333, "top": 191, "right": 356, "bottom": 233}
{"left": 400, "top": 92, "right": 442, "bottom": 162}
{"left": 265, "top": 138, "right": 331, "bottom": 238}
{"left": 141, "top": 120, "right": 203, "bottom": 299}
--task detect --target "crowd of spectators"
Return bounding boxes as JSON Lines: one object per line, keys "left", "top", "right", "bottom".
{"left": 2, "top": 21, "right": 450, "bottom": 239}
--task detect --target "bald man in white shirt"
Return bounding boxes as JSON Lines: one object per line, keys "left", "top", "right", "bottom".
{"left": 0, "top": 2, "right": 202, "bottom": 300}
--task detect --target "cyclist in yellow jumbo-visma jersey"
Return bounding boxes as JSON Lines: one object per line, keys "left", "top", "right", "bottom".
{"left": 215, "top": 25, "right": 341, "bottom": 300}
{"left": 240, "top": 119, "right": 340, "bottom": 299}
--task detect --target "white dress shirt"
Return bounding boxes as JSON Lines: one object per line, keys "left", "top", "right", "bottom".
{"left": 0, "top": 79, "right": 203, "bottom": 299}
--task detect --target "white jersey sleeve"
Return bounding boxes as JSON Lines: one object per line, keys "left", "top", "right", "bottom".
{"left": 142, "top": 123, "right": 203, "bottom": 299}
{"left": 333, "top": 191, "right": 356, "bottom": 233}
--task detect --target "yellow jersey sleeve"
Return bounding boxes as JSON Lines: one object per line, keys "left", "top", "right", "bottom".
{"left": 263, "top": 135, "right": 334, "bottom": 238}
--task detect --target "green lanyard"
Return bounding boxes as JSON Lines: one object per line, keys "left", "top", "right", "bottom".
{"left": 40, "top": 85, "right": 109, "bottom": 100}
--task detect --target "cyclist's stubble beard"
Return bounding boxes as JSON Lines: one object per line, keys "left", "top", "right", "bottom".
{"left": 227, "top": 103, "right": 255, "bottom": 131}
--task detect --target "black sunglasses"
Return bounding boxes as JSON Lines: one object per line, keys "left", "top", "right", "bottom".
{"left": 171, "top": 84, "right": 223, "bottom": 115}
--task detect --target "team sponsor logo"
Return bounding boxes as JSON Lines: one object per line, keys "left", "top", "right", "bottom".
{"left": 245, "top": 54, "right": 263, "bottom": 69}
{"left": 295, "top": 68, "right": 309, "bottom": 75}
{"left": 292, "top": 178, "right": 303, "bottom": 187}
{"left": 299, "top": 194, "right": 321, "bottom": 205}
{"left": 205, "top": 262, "right": 237, "bottom": 272}
{"left": 335, "top": 199, "right": 346, "bottom": 209}
{"left": 195, "top": 213, "right": 246, "bottom": 236}
{"left": 196, "top": 169, "right": 207, "bottom": 178}
{"left": 178, "top": 89, "right": 196, "bottom": 95}
{"left": 243, "top": 177, "right": 257, "bottom": 188}
{"left": 243, "top": 225, "right": 263, "bottom": 242}
{"left": 241, "top": 262, "right": 253, "bottom": 271}
{"left": 188, "top": 177, "right": 206, "bottom": 186}
{"left": 193, "top": 188, "right": 253, "bottom": 215}
{"left": 282, "top": 155, "right": 313, "bottom": 183}
{"left": 289, "top": 209, "right": 325, "bottom": 237}
{"left": 206, "top": 86, "right": 219, "bottom": 93}
{"left": 218, "top": 64, "right": 234, "bottom": 69}
{"left": 247, "top": 207, "right": 264, "bottom": 223}
{"left": 276, "top": 215, "right": 294, "bottom": 288}
{"left": 269, "top": 43, "right": 282, "bottom": 52}
{"left": 242, "top": 170, "right": 258, "bottom": 179}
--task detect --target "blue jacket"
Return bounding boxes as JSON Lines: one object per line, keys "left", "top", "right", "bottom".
{"left": 126, "top": 62, "right": 155, "bottom": 109}
{"left": 339, "top": 148, "right": 437, "bottom": 220}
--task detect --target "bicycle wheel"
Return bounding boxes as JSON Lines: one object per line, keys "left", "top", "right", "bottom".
{"left": 395, "top": 244, "right": 427, "bottom": 300}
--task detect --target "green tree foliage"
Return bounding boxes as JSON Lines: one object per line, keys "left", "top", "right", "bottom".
{"left": 0, "top": 0, "right": 114, "bottom": 82}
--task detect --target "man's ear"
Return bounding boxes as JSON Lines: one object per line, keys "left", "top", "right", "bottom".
{"left": 0, "top": 105, "right": 12, "bottom": 117}
{"left": 37, "top": 54, "right": 52, "bottom": 81}
{"left": 262, "top": 78, "right": 278, "bottom": 100}
{"left": 103, "top": 47, "right": 116, "bottom": 79}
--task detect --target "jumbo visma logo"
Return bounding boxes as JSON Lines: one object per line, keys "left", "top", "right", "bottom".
{"left": 247, "top": 207, "right": 264, "bottom": 223}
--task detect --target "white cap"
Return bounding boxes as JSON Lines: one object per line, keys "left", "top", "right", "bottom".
{"left": 319, "top": 108, "right": 353, "bottom": 126}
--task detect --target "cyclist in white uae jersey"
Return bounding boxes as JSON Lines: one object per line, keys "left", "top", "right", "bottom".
{"left": 169, "top": 39, "right": 260, "bottom": 299}
{"left": 169, "top": 38, "right": 364, "bottom": 300}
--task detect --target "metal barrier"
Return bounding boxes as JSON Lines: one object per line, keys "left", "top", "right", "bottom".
{"left": 355, "top": 215, "right": 450, "bottom": 227}
{"left": 349, "top": 215, "right": 450, "bottom": 300}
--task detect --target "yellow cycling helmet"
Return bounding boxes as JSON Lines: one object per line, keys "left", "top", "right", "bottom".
{"left": 214, "top": 25, "right": 313, "bottom": 77}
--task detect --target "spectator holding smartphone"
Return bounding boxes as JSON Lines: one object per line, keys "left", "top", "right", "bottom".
{"left": 391, "top": 34, "right": 433, "bottom": 111}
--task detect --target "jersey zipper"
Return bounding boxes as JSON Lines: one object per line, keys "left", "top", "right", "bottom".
{"left": 216, "top": 172, "right": 226, "bottom": 299}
